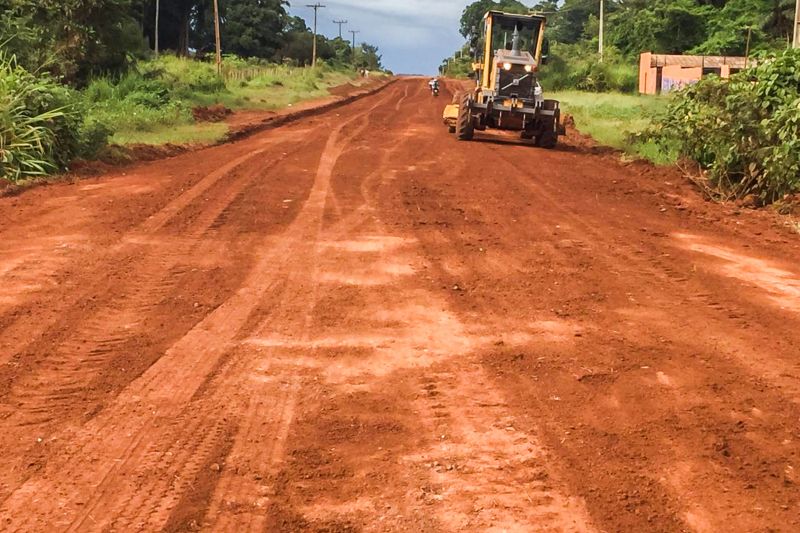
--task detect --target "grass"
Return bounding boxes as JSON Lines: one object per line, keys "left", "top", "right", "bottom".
{"left": 212, "top": 69, "right": 361, "bottom": 110}
{"left": 87, "top": 58, "right": 362, "bottom": 147}
{"left": 110, "top": 122, "right": 229, "bottom": 145}
{"left": 551, "top": 91, "right": 676, "bottom": 164}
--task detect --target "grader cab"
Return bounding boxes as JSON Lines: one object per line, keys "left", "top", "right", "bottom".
{"left": 443, "top": 11, "right": 564, "bottom": 148}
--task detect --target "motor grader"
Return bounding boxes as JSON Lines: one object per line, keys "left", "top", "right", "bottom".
{"left": 443, "top": 11, "right": 564, "bottom": 148}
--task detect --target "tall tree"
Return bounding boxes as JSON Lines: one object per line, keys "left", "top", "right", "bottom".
{"left": 460, "top": 0, "right": 530, "bottom": 49}
{"left": 0, "top": 0, "right": 144, "bottom": 83}
{"left": 223, "top": 0, "right": 288, "bottom": 58}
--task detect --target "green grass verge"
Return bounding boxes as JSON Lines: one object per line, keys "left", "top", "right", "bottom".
{"left": 551, "top": 91, "right": 676, "bottom": 164}
{"left": 89, "top": 59, "right": 363, "bottom": 147}
{"left": 110, "top": 122, "right": 229, "bottom": 146}
{"left": 213, "top": 69, "right": 361, "bottom": 110}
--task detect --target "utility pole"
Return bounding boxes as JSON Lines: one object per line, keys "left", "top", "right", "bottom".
{"left": 333, "top": 19, "right": 347, "bottom": 39}
{"left": 306, "top": 3, "right": 326, "bottom": 67}
{"left": 744, "top": 25, "right": 752, "bottom": 69}
{"left": 154, "top": 0, "right": 160, "bottom": 58}
{"left": 599, "top": 0, "right": 604, "bottom": 62}
{"left": 213, "top": 0, "right": 222, "bottom": 74}
{"left": 794, "top": 0, "right": 800, "bottom": 48}
{"left": 349, "top": 29, "right": 360, "bottom": 64}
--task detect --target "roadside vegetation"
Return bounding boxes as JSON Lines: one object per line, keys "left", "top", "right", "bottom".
{"left": 552, "top": 91, "right": 674, "bottom": 164}
{"left": 643, "top": 49, "right": 800, "bottom": 204}
{"left": 86, "top": 57, "right": 363, "bottom": 146}
{"left": 0, "top": 0, "right": 385, "bottom": 184}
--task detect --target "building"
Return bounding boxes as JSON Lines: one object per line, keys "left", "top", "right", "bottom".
{"left": 639, "top": 52, "right": 749, "bottom": 95}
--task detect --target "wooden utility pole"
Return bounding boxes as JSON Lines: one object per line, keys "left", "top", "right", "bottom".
{"left": 794, "top": 0, "right": 800, "bottom": 48}
{"left": 349, "top": 29, "right": 360, "bottom": 64}
{"left": 744, "top": 26, "right": 752, "bottom": 69}
{"left": 213, "top": 0, "right": 222, "bottom": 74}
{"left": 333, "top": 19, "right": 347, "bottom": 39}
{"left": 154, "top": 0, "right": 160, "bottom": 58}
{"left": 306, "top": 3, "right": 326, "bottom": 67}
{"left": 599, "top": 0, "right": 605, "bottom": 62}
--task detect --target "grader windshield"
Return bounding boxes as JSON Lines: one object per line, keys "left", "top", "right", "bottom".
{"left": 488, "top": 13, "right": 542, "bottom": 57}
{"left": 478, "top": 12, "right": 546, "bottom": 93}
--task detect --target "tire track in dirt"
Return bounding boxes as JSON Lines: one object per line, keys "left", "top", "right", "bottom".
{"left": 0, "top": 84, "right": 403, "bottom": 532}
{"left": 2, "top": 148, "right": 284, "bottom": 426}
{"left": 407, "top": 131, "right": 800, "bottom": 530}
{"left": 489, "top": 146, "right": 800, "bottom": 398}
{"left": 200, "top": 92, "right": 398, "bottom": 532}
{"left": 409, "top": 365, "right": 594, "bottom": 532}
{"left": 232, "top": 81, "right": 597, "bottom": 531}
{"left": 0, "top": 130, "right": 312, "bottom": 368}
{"left": 0, "top": 136, "right": 326, "bottom": 504}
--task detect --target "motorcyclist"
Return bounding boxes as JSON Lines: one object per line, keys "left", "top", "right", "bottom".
{"left": 428, "top": 77, "right": 440, "bottom": 95}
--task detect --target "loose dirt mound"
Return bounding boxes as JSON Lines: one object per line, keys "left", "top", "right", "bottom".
{"left": 192, "top": 104, "right": 233, "bottom": 123}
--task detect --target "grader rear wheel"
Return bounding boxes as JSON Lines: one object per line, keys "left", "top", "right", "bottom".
{"left": 455, "top": 93, "right": 474, "bottom": 141}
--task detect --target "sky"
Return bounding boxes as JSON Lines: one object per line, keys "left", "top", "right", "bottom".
{"left": 288, "top": 1, "right": 502, "bottom": 75}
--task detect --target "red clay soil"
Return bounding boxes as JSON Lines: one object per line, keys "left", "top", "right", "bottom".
{"left": 0, "top": 78, "right": 799, "bottom": 532}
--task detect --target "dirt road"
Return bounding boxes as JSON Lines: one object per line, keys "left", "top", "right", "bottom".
{"left": 1, "top": 78, "right": 799, "bottom": 532}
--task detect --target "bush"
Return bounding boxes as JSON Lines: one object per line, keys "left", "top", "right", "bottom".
{"left": 0, "top": 53, "right": 105, "bottom": 182}
{"left": 538, "top": 43, "right": 637, "bottom": 93}
{"left": 142, "top": 57, "right": 226, "bottom": 97}
{"left": 644, "top": 49, "right": 800, "bottom": 203}
{"left": 83, "top": 67, "right": 192, "bottom": 135}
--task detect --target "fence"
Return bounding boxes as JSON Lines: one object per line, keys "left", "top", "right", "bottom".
{"left": 221, "top": 66, "right": 301, "bottom": 83}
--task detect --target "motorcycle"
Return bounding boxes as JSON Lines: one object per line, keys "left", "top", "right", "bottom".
{"left": 431, "top": 85, "right": 440, "bottom": 97}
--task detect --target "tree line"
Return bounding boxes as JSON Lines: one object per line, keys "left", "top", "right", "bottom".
{"left": 458, "top": 0, "right": 797, "bottom": 60}
{"left": 446, "top": 0, "right": 797, "bottom": 91}
{"left": 0, "top": 0, "right": 383, "bottom": 85}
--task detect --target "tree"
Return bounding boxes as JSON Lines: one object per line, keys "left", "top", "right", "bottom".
{"left": 609, "top": 0, "right": 711, "bottom": 56}
{"left": 460, "top": 0, "right": 529, "bottom": 49}
{"left": 551, "top": 0, "right": 603, "bottom": 44}
{"left": 691, "top": 0, "right": 783, "bottom": 55}
{"left": 355, "top": 43, "right": 382, "bottom": 70}
{"left": 223, "top": 0, "right": 288, "bottom": 58}
{"left": 0, "top": 0, "right": 145, "bottom": 84}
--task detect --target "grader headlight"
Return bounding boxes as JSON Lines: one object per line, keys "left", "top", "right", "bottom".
{"left": 503, "top": 62, "right": 512, "bottom": 71}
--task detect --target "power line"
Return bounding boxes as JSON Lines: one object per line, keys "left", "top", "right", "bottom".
{"left": 305, "top": 3, "right": 326, "bottom": 67}
{"left": 333, "top": 19, "right": 348, "bottom": 39}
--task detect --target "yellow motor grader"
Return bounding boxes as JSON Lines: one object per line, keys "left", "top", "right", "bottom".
{"left": 443, "top": 10, "right": 564, "bottom": 148}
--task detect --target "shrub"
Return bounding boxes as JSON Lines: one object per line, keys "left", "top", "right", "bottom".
{"left": 644, "top": 49, "right": 800, "bottom": 203}
{"left": 538, "top": 43, "right": 638, "bottom": 93}
{"left": 83, "top": 68, "right": 192, "bottom": 135}
{"left": 0, "top": 53, "right": 104, "bottom": 182}
{"left": 143, "top": 57, "right": 226, "bottom": 96}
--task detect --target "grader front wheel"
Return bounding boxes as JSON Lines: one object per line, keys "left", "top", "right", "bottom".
{"left": 455, "top": 94, "right": 474, "bottom": 141}
{"left": 536, "top": 100, "right": 560, "bottom": 149}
